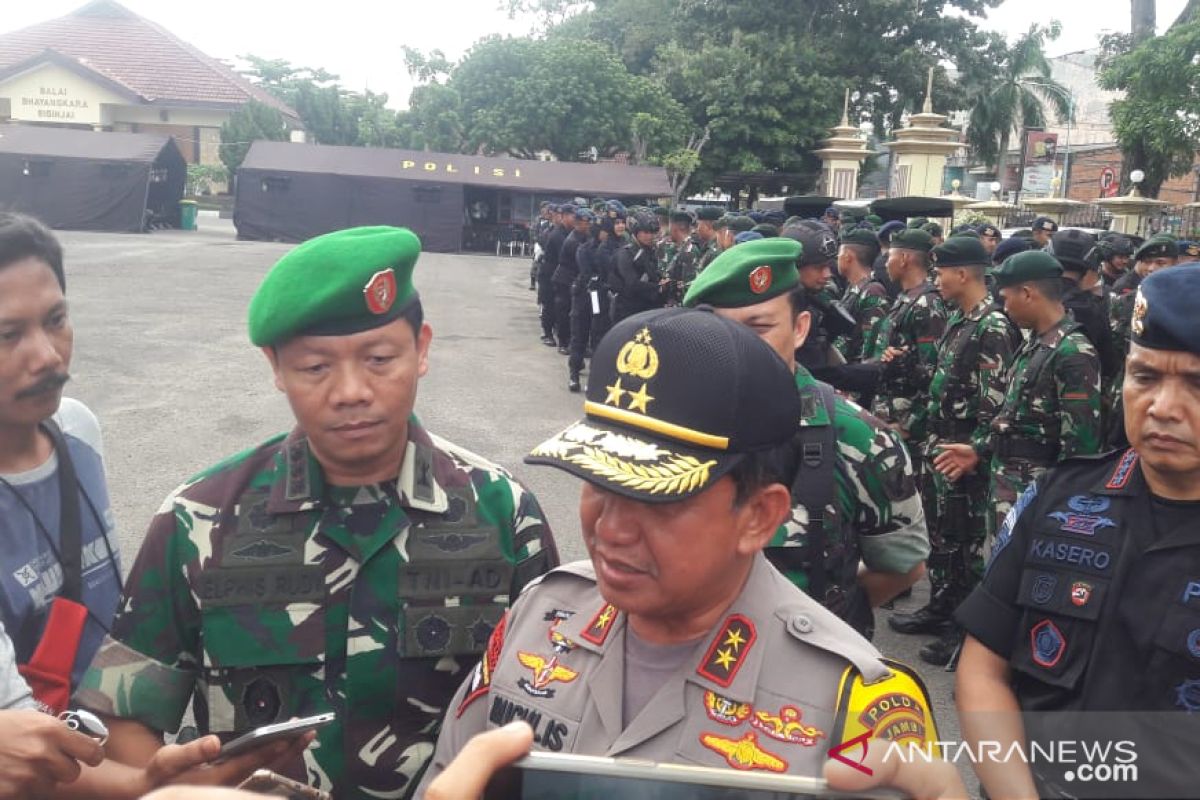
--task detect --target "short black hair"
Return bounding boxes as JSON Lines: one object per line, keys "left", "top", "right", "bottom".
{"left": 1026, "top": 277, "right": 1063, "bottom": 302}
{"left": 400, "top": 296, "right": 425, "bottom": 338}
{"left": 842, "top": 242, "right": 878, "bottom": 268}
{"left": 0, "top": 213, "right": 64, "bottom": 290}
{"left": 729, "top": 442, "right": 795, "bottom": 506}
{"left": 787, "top": 285, "right": 810, "bottom": 317}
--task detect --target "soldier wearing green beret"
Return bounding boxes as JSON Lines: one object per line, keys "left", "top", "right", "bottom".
{"left": 890, "top": 237, "right": 1021, "bottom": 665}
{"left": 693, "top": 205, "right": 724, "bottom": 273}
{"left": 964, "top": 251, "right": 1102, "bottom": 553}
{"left": 860, "top": 229, "right": 949, "bottom": 440}
{"left": 833, "top": 228, "right": 889, "bottom": 367}
{"left": 682, "top": 239, "right": 929, "bottom": 638}
{"left": 659, "top": 211, "right": 700, "bottom": 307}
{"left": 77, "top": 227, "right": 560, "bottom": 798}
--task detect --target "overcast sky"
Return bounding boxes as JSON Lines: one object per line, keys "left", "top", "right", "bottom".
{"left": 3, "top": 0, "right": 1188, "bottom": 109}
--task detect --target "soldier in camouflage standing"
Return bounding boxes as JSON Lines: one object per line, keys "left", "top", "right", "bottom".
{"left": 969, "top": 251, "right": 1101, "bottom": 553}
{"left": 662, "top": 211, "right": 702, "bottom": 307}
{"left": 693, "top": 205, "right": 723, "bottom": 272}
{"left": 833, "top": 228, "right": 889, "bottom": 365}
{"left": 861, "top": 229, "right": 948, "bottom": 441}
{"left": 890, "top": 237, "right": 1020, "bottom": 665}
{"left": 684, "top": 238, "right": 929, "bottom": 639}
{"left": 76, "top": 227, "right": 560, "bottom": 798}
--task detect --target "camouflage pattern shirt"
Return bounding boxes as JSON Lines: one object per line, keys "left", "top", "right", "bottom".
{"left": 833, "top": 276, "right": 889, "bottom": 363}
{"left": 77, "top": 420, "right": 558, "bottom": 798}
{"left": 696, "top": 238, "right": 722, "bottom": 273}
{"left": 768, "top": 369, "right": 929, "bottom": 625}
{"left": 915, "top": 296, "right": 1019, "bottom": 455}
{"left": 990, "top": 316, "right": 1102, "bottom": 460}
{"left": 863, "top": 282, "right": 948, "bottom": 431}
{"left": 663, "top": 235, "right": 704, "bottom": 306}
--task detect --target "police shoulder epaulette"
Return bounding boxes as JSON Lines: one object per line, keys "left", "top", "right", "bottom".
{"left": 515, "top": 561, "right": 596, "bottom": 599}
{"left": 1058, "top": 446, "right": 1127, "bottom": 464}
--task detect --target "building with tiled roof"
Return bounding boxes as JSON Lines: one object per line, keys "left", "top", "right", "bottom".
{"left": 0, "top": 0, "right": 299, "bottom": 166}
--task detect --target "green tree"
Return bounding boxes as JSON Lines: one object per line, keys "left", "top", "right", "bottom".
{"left": 236, "top": 55, "right": 402, "bottom": 148}
{"left": 219, "top": 100, "right": 288, "bottom": 179}
{"left": 1099, "top": 18, "right": 1200, "bottom": 197}
{"left": 406, "top": 37, "right": 689, "bottom": 161}
{"left": 512, "top": 0, "right": 1002, "bottom": 196}
{"left": 964, "top": 23, "right": 1072, "bottom": 191}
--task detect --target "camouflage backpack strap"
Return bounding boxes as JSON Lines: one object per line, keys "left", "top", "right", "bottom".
{"left": 1015, "top": 319, "right": 1082, "bottom": 410}
{"left": 788, "top": 381, "right": 838, "bottom": 603}
{"left": 888, "top": 284, "right": 939, "bottom": 348}
{"left": 949, "top": 302, "right": 1018, "bottom": 394}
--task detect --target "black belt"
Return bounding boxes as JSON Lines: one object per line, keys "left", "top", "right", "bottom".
{"left": 931, "top": 418, "right": 976, "bottom": 439}
{"left": 994, "top": 435, "right": 1058, "bottom": 463}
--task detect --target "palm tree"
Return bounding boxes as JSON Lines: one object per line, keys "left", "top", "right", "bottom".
{"left": 966, "top": 23, "right": 1073, "bottom": 192}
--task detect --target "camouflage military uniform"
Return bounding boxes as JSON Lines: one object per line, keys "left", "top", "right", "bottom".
{"left": 696, "top": 238, "right": 722, "bottom": 273}
{"left": 663, "top": 235, "right": 704, "bottom": 306}
{"left": 863, "top": 281, "right": 948, "bottom": 434}
{"left": 767, "top": 369, "right": 928, "bottom": 637}
{"left": 1104, "top": 270, "right": 1142, "bottom": 442}
{"left": 832, "top": 276, "right": 889, "bottom": 363}
{"left": 914, "top": 297, "right": 1019, "bottom": 609}
{"left": 77, "top": 420, "right": 558, "bottom": 798}
{"left": 986, "top": 317, "right": 1102, "bottom": 552}
{"left": 655, "top": 236, "right": 677, "bottom": 281}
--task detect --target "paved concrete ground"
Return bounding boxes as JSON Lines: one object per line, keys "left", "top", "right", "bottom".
{"left": 58, "top": 217, "right": 969, "bottom": 788}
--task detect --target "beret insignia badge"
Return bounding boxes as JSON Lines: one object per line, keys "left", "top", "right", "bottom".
{"left": 748, "top": 265, "right": 773, "bottom": 294}
{"left": 364, "top": 268, "right": 398, "bottom": 315}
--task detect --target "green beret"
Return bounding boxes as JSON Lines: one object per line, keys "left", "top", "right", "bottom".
{"left": 920, "top": 221, "right": 944, "bottom": 238}
{"left": 992, "top": 250, "right": 1062, "bottom": 289}
{"left": 695, "top": 206, "right": 724, "bottom": 222}
{"left": 1130, "top": 264, "right": 1200, "bottom": 353}
{"left": 890, "top": 228, "right": 935, "bottom": 253}
{"left": 653, "top": 205, "right": 671, "bottom": 217}
{"left": 724, "top": 215, "right": 755, "bottom": 233}
{"left": 1134, "top": 234, "right": 1179, "bottom": 262}
{"left": 840, "top": 228, "right": 881, "bottom": 251}
{"left": 931, "top": 236, "right": 989, "bottom": 268}
{"left": 865, "top": 214, "right": 884, "bottom": 227}
{"left": 714, "top": 214, "right": 738, "bottom": 230}
{"left": 751, "top": 223, "right": 779, "bottom": 238}
{"left": 683, "top": 237, "right": 801, "bottom": 308}
{"left": 670, "top": 211, "right": 695, "bottom": 225}
{"left": 907, "top": 216, "right": 930, "bottom": 229}
{"left": 248, "top": 226, "right": 420, "bottom": 347}
{"left": 954, "top": 229, "right": 982, "bottom": 240}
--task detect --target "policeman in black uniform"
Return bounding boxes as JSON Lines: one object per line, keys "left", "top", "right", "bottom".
{"left": 1051, "top": 229, "right": 1118, "bottom": 384}
{"left": 956, "top": 263, "right": 1200, "bottom": 799}
{"left": 539, "top": 205, "right": 572, "bottom": 347}
{"left": 609, "top": 211, "right": 664, "bottom": 324}
{"left": 553, "top": 209, "right": 591, "bottom": 355}
{"left": 781, "top": 219, "right": 856, "bottom": 371}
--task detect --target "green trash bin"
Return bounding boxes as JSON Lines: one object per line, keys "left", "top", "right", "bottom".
{"left": 179, "top": 200, "right": 198, "bottom": 231}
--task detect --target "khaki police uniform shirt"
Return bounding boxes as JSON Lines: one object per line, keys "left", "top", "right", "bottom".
{"left": 418, "top": 553, "right": 899, "bottom": 793}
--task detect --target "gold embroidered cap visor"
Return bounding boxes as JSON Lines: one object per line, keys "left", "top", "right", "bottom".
{"left": 525, "top": 307, "right": 803, "bottom": 504}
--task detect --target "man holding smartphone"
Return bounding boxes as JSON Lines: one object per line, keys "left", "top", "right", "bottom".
{"left": 420, "top": 306, "right": 938, "bottom": 792}
{"left": 76, "top": 227, "right": 559, "bottom": 798}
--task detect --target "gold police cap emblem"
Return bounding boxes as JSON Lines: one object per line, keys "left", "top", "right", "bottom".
{"left": 616, "top": 328, "right": 659, "bottom": 380}
{"left": 1132, "top": 288, "right": 1148, "bottom": 337}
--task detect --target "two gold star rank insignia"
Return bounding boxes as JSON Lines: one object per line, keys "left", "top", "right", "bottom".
{"left": 696, "top": 614, "right": 757, "bottom": 687}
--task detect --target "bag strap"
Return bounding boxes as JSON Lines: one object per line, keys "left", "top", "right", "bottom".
{"left": 43, "top": 419, "right": 83, "bottom": 603}
{"left": 791, "top": 381, "right": 839, "bottom": 602}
